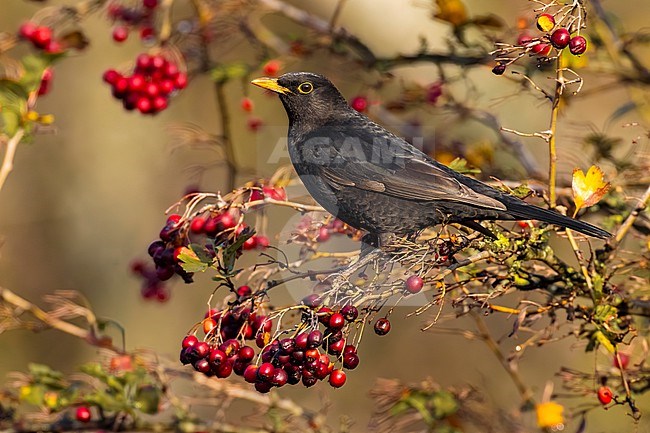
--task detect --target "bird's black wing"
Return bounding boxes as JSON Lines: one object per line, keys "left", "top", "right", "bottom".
{"left": 308, "top": 123, "right": 507, "bottom": 211}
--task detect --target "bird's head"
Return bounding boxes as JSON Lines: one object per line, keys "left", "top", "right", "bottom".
{"left": 251, "top": 72, "right": 349, "bottom": 127}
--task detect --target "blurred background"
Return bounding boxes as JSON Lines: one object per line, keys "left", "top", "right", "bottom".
{"left": 1, "top": 0, "right": 649, "bottom": 431}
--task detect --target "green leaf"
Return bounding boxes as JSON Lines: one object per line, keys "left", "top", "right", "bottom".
{"left": 222, "top": 228, "right": 254, "bottom": 274}
{"left": 210, "top": 62, "right": 249, "bottom": 84}
{"left": 134, "top": 385, "right": 161, "bottom": 414}
{"left": 19, "top": 55, "right": 50, "bottom": 93}
{"left": 594, "top": 330, "right": 615, "bottom": 354}
{"left": 447, "top": 157, "right": 480, "bottom": 175}
{"left": 178, "top": 246, "right": 210, "bottom": 273}
{"left": 0, "top": 79, "right": 29, "bottom": 135}
{"left": 429, "top": 390, "right": 459, "bottom": 419}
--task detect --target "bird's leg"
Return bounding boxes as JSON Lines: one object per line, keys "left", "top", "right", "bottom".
{"left": 327, "top": 233, "right": 389, "bottom": 291}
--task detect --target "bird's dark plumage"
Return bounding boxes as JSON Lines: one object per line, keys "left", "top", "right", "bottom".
{"left": 251, "top": 72, "right": 610, "bottom": 240}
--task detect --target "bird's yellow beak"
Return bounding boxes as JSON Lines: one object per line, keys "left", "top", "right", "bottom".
{"left": 251, "top": 77, "right": 292, "bottom": 95}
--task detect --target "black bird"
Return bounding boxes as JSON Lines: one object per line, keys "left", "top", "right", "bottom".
{"left": 251, "top": 72, "right": 610, "bottom": 242}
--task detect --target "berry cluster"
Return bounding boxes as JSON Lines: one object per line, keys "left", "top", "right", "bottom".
{"left": 492, "top": 10, "right": 588, "bottom": 75}
{"left": 18, "top": 22, "right": 65, "bottom": 54}
{"left": 107, "top": 0, "right": 159, "bottom": 44}
{"left": 180, "top": 298, "right": 366, "bottom": 392}
{"left": 102, "top": 53, "right": 187, "bottom": 114}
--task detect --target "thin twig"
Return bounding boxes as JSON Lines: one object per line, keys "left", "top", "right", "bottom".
{"left": 612, "top": 184, "right": 650, "bottom": 245}
{"left": 0, "top": 128, "right": 25, "bottom": 193}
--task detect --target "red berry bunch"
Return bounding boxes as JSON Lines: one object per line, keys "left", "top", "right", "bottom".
{"left": 107, "top": 0, "right": 159, "bottom": 44}
{"left": 18, "top": 22, "right": 65, "bottom": 54}
{"left": 492, "top": 8, "right": 588, "bottom": 75}
{"left": 181, "top": 299, "right": 362, "bottom": 392}
{"left": 102, "top": 53, "right": 187, "bottom": 114}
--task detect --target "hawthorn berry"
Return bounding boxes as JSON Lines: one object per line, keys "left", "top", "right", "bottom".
{"left": 374, "top": 318, "right": 391, "bottom": 335}
{"left": 247, "top": 117, "right": 264, "bottom": 132}
{"left": 328, "top": 313, "right": 345, "bottom": 329}
{"left": 350, "top": 96, "right": 368, "bottom": 112}
{"left": 329, "top": 369, "right": 346, "bottom": 388}
{"left": 75, "top": 406, "right": 92, "bottom": 423}
{"left": 426, "top": 83, "right": 443, "bottom": 104}
{"left": 517, "top": 32, "right": 533, "bottom": 46}
{"left": 182, "top": 335, "right": 199, "bottom": 348}
{"left": 343, "top": 353, "right": 360, "bottom": 369}
{"left": 18, "top": 22, "right": 37, "bottom": 40}
{"left": 240, "top": 97, "right": 254, "bottom": 112}
{"left": 492, "top": 64, "right": 507, "bottom": 75}
{"left": 550, "top": 28, "right": 570, "bottom": 49}
{"left": 262, "top": 59, "right": 282, "bottom": 76}
{"left": 597, "top": 386, "right": 613, "bottom": 405}
{"left": 317, "top": 226, "right": 331, "bottom": 242}
{"left": 614, "top": 353, "right": 630, "bottom": 370}
{"left": 405, "top": 275, "right": 424, "bottom": 294}
{"left": 31, "top": 26, "right": 53, "bottom": 49}
{"left": 341, "top": 305, "right": 358, "bottom": 322}
{"left": 243, "top": 365, "right": 259, "bottom": 383}
{"left": 112, "top": 26, "right": 129, "bottom": 42}
{"left": 257, "top": 362, "right": 275, "bottom": 381}
{"left": 569, "top": 35, "right": 587, "bottom": 55}
{"left": 531, "top": 43, "right": 552, "bottom": 56}
{"left": 536, "top": 13, "right": 555, "bottom": 32}
{"left": 143, "top": 0, "right": 158, "bottom": 9}
{"left": 308, "top": 330, "right": 323, "bottom": 348}
{"left": 255, "top": 381, "right": 273, "bottom": 393}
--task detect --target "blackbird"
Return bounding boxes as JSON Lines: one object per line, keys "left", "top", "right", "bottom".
{"left": 252, "top": 72, "right": 610, "bottom": 241}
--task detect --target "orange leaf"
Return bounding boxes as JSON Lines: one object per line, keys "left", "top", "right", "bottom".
{"left": 572, "top": 165, "right": 611, "bottom": 211}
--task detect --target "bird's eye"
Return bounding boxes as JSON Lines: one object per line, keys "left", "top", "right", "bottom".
{"left": 297, "top": 82, "right": 314, "bottom": 94}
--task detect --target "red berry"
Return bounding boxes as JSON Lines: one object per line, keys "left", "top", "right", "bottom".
{"left": 215, "top": 361, "right": 233, "bottom": 378}
{"left": 193, "top": 358, "right": 211, "bottom": 373}
{"left": 517, "top": 32, "right": 533, "bottom": 46}
{"left": 38, "top": 68, "right": 53, "bottom": 96}
{"left": 143, "top": 0, "right": 158, "bottom": 8}
{"left": 350, "top": 96, "right": 368, "bottom": 112}
{"left": 193, "top": 341, "right": 210, "bottom": 358}
{"left": 405, "top": 275, "right": 424, "bottom": 294}
{"left": 374, "top": 318, "right": 391, "bottom": 335}
{"left": 343, "top": 353, "right": 360, "bottom": 369}
{"left": 158, "top": 79, "right": 175, "bottom": 95}
{"left": 255, "top": 381, "right": 273, "bottom": 393}
{"left": 569, "top": 35, "right": 587, "bottom": 55}
{"left": 240, "top": 97, "right": 254, "bottom": 112}
{"left": 244, "top": 365, "right": 259, "bottom": 383}
{"left": 426, "top": 83, "right": 443, "bottom": 104}
{"left": 151, "top": 55, "right": 166, "bottom": 70}
{"left": 256, "top": 235, "right": 270, "bottom": 249}
{"left": 136, "top": 97, "right": 153, "bottom": 113}
{"left": 262, "top": 59, "right": 281, "bottom": 76}
{"left": 182, "top": 335, "right": 198, "bottom": 348}
{"left": 271, "top": 368, "right": 288, "bottom": 387}
{"left": 31, "top": 26, "right": 52, "bottom": 49}
{"left": 103, "top": 69, "right": 121, "bottom": 85}
{"left": 317, "top": 227, "right": 331, "bottom": 242}
{"left": 614, "top": 353, "right": 630, "bottom": 370}
{"left": 492, "top": 64, "right": 507, "bottom": 75}
{"left": 531, "top": 43, "right": 552, "bottom": 56}
{"left": 536, "top": 13, "right": 555, "bottom": 32}
{"left": 238, "top": 346, "right": 255, "bottom": 362}
{"left": 18, "top": 22, "right": 37, "bottom": 40}
{"left": 136, "top": 53, "right": 152, "bottom": 71}
{"left": 145, "top": 82, "right": 159, "bottom": 97}
{"left": 328, "top": 369, "right": 346, "bottom": 388}
{"left": 113, "top": 77, "right": 129, "bottom": 94}
{"left": 262, "top": 186, "right": 287, "bottom": 201}
{"left": 328, "top": 313, "right": 345, "bottom": 329}
{"left": 75, "top": 406, "right": 92, "bottom": 423}
{"left": 112, "top": 26, "right": 129, "bottom": 42}
{"left": 140, "top": 26, "right": 155, "bottom": 41}
{"left": 257, "top": 362, "right": 275, "bottom": 381}
{"left": 341, "top": 305, "right": 358, "bottom": 322}
{"left": 597, "top": 386, "right": 613, "bottom": 405}
{"left": 174, "top": 72, "right": 188, "bottom": 89}
{"left": 302, "top": 294, "right": 322, "bottom": 308}
{"left": 128, "top": 74, "right": 146, "bottom": 92}
{"left": 44, "top": 40, "right": 64, "bottom": 54}
{"left": 167, "top": 214, "right": 181, "bottom": 224}
{"left": 151, "top": 96, "right": 168, "bottom": 112}
{"left": 550, "top": 28, "right": 570, "bottom": 49}
{"left": 243, "top": 236, "right": 257, "bottom": 250}
{"left": 247, "top": 117, "right": 264, "bottom": 132}
{"left": 237, "top": 285, "right": 252, "bottom": 297}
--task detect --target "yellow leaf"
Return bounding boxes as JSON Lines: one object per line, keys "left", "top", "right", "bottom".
{"left": 536, "top": 401, "right": 564, "bottom": 429}
{"left": 572, "top": 165, "right": 611, "bottom": 211}
{"left": 434, "top": 0, "right": 468, "bottom": 26}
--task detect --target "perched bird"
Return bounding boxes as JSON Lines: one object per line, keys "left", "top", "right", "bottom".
{"left": 251, "top": 72, "right": 610, "bottom": 242}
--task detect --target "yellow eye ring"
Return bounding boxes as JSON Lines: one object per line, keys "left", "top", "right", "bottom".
{"left": 298, "top": 82, "right": 314, "bottom": 94}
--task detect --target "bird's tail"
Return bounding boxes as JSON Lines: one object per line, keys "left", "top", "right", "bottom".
{"left": 506, "top": 202, "right": 611, "bottom": 239}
